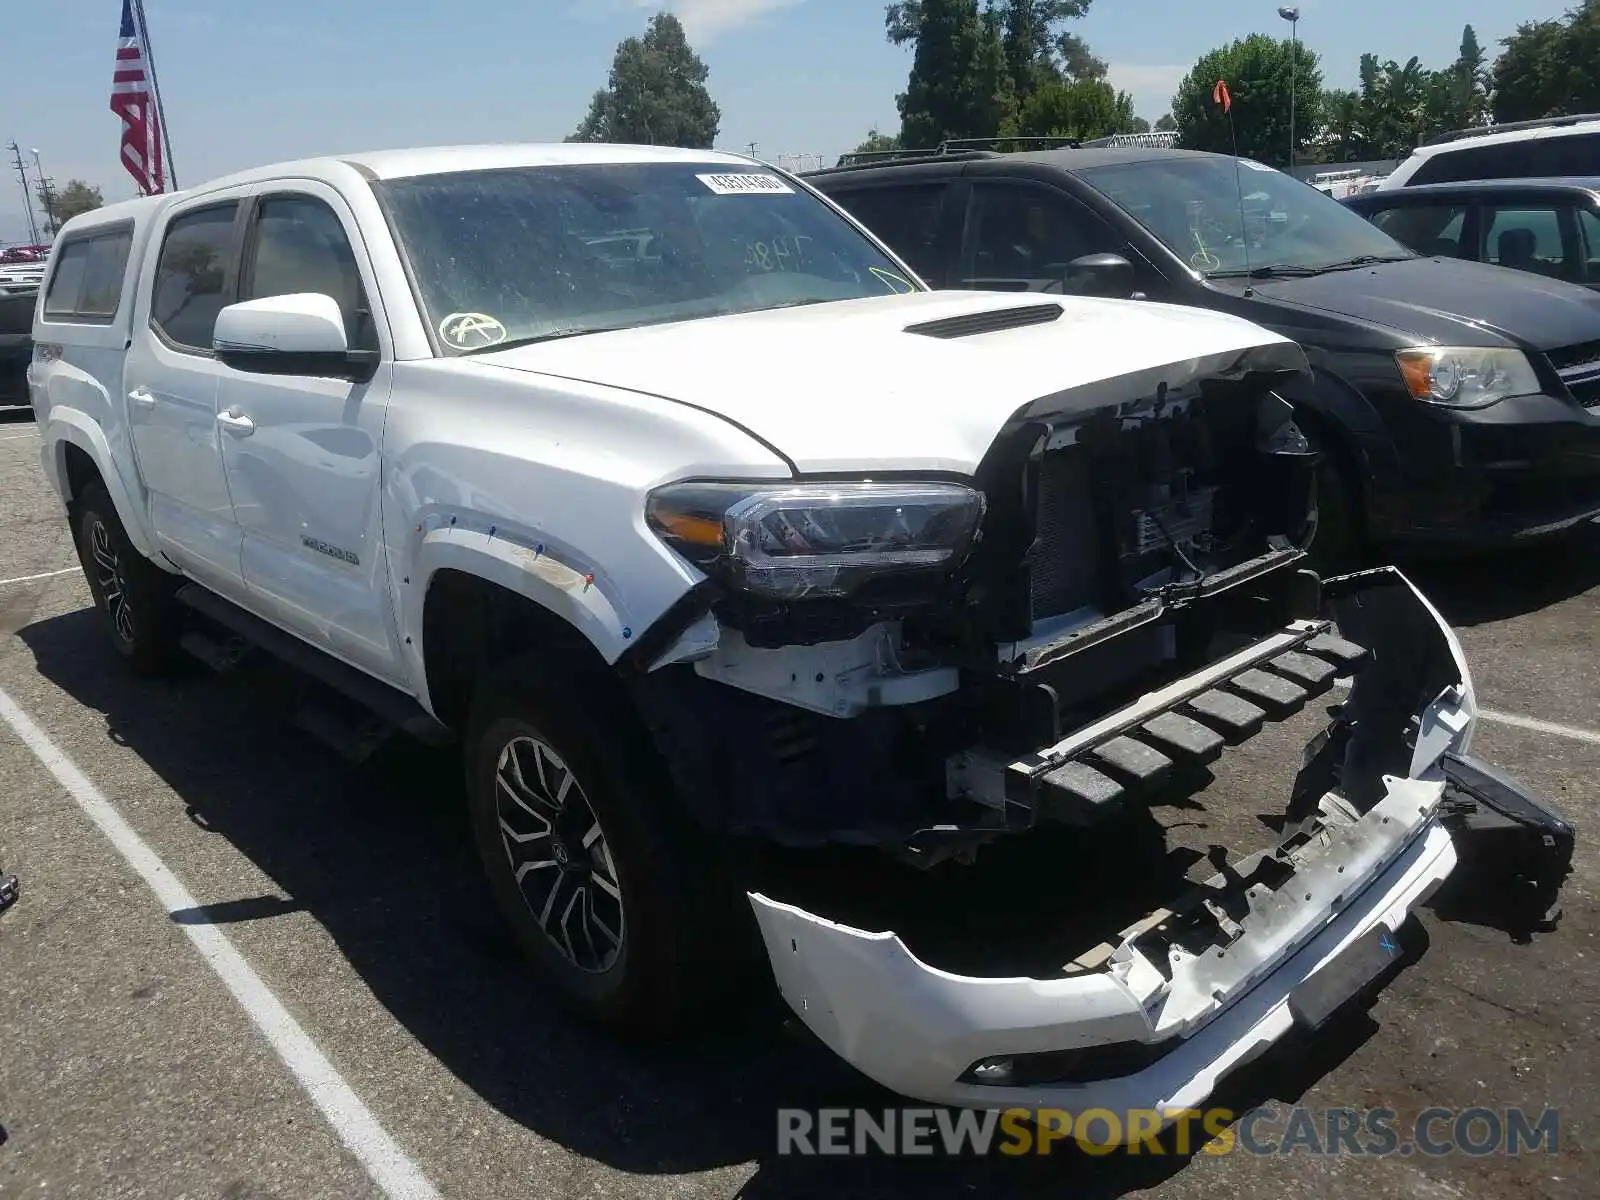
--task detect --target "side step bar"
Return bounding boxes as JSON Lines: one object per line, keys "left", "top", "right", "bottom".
{"left": 173, "top": 584, "right": 454, "bottom": 749}
{"left": 947, "top": 619, "right": 1370, "bottom": 826}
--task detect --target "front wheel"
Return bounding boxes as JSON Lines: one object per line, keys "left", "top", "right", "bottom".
{"left": 73, "top": 482, "right": 181, "bottom": 675}
{"left": 464, "top": 661, "right": 753, "bottom": 1038}
{"left": 1303, "top": 451, "right": 1366, "bottom": 575}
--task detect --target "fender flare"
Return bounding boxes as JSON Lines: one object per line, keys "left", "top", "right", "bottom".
{"left": 45, "top": 408, "right": 162, "bottom": 561}
{"left": 411, "top": 525, "right": 635, "bottom": 668}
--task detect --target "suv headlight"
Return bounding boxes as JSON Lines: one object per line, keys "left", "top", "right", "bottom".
{"left": 1395, "top": 346, "right": 1540, "bottom": 409}
{"left": 646, "top": 480, "right": 985, "bottom": 600}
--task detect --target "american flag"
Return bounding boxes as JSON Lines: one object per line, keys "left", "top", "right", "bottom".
{"left": 110, "top": 0, "right": 165, "bottom": 195}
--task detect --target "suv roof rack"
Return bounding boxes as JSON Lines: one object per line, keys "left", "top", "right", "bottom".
{"left": 1424, "top": 112, "right": 1600, "bottom": 147}
{"left": 820, "top": 135, "right": 1080, "bottom": 173}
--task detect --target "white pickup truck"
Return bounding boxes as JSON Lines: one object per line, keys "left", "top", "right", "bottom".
{"left": 27, "top": 143, "right": 1552, "bottom": 1131}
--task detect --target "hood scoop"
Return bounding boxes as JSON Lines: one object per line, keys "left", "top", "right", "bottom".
{"left": 904, "top": 301, "right": 1064, "bottom": 340}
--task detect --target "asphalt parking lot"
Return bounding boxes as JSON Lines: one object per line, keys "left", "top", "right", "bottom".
{"left": 0, "top": 404, "right": 1594, "bottom": 1200}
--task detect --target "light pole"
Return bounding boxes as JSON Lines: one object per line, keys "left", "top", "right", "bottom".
{"left": 1278, "top": 7, "right": 1300, "bottom": 172}
{"left": 30, "top": 149, "right": 55, "bottom": 237}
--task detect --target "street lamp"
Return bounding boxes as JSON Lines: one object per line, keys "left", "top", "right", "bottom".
{"left": 1278, "top": 7, "right": 1300, "bottom": 172}
{"left": 30, "top": 148, "right": 55, "bottom": 237}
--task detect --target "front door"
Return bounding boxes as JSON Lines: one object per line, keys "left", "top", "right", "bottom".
{"left": 215, "top": 185, "right": 402, "bottom": 683}
{"left": 956, "top": 180, "right": 1132, "bottom": 292}
{"left": 124, "top": 197, "right": 248, "bottom": 594}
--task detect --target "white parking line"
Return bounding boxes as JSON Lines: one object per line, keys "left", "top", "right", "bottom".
{"left": 0, "top": 567, "right": 80, "bottom": 587}
{"left": 0, "top": 686, "right": 441, "bottom": 1200}
{"left": 0, "top": 430, "right": 39, "bottom": 440}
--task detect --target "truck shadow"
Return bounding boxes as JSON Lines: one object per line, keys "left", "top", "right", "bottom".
{"left": 1391, "top": 522, "right": 1600, "bottom": 628}
{"left": 16, "top": 607, "right": 1404, "bottom": 1196}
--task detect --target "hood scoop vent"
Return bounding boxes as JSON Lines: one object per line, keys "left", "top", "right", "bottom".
{"left": 904, "top": 302, "right": 1064, "bottom": 340}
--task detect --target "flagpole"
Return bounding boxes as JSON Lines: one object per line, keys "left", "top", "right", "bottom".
{"left": 131, "top": 0, "right": 177, "bottom": 190}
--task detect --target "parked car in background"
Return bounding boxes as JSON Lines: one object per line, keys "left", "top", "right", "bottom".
{"left": 0, "top": 260, "right": 46, "bottom": 295}
{"left": 1344, "top": 178, "right": 1600, "bottom": 290}
{"left": 805, "top": 145, "right": 1600, "bottom": 563}
{"left": 1, "top": 288, "right": 34, "bottom": 407}
{"left": 1376, "top": 114, "right": 1600, "bottom": 191}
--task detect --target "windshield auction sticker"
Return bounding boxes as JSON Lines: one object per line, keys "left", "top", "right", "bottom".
{"left": 696, "top": 173, "right": 794, "bottom": 195}
{"left": 440, "top": 312, "right": 508, "bottom": 350}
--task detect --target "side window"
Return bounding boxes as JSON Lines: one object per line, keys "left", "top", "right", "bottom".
{"left": 1480, "top": 206, "right": 1575, "bottom": 280}
{"left": 1370, "top": 204, "right": 1469, "bottom": 257}
{"left": 959, "top": 184, "right": 1120, "bottom": 290}
{"left": 242, "top": 195, "right": 377, "bottom": 352}
{"left": 1578, "top": 208, "right": 1600, "bottom": 283}
{"left": 827, "top": 185, "right": 948, "bottom": 283}
{"left": 1411, "top": 143, "right": 1518, "bottom": 186}
{"left": 151, "top": 203, "right": 239, "bottom": 351}
{"left": 42, "top": 228, "right": 134, "bottom": 323}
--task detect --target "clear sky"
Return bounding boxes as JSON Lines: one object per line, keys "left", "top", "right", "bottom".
{"left": 0, "top": 0, "right": 1581, "bottom": 244}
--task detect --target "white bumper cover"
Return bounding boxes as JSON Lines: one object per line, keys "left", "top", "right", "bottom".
{"left": 746, "top": 569, "right": 1475, "bottom": 1125}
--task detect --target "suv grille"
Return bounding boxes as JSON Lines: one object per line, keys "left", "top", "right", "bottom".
{"left": 1549, "top": 341, "right": 1600, "bottom": 408}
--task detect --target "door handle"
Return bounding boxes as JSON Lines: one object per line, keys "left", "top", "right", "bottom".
{"left": 128, "top": 386, "right": 156, "bottom": 409}
{"left": 217, "top": 406, "right": 255, "bottom": 437}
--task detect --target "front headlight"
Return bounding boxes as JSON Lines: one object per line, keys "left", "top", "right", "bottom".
{"left": 645, "top": 480, "right": 985, "bottom": 600}
{"left": 1394, "top": 346, "right": 1540, "bottom": 409}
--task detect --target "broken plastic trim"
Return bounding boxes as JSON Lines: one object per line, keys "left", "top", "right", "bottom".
{"left": 745, "top": 566, "right": 1475, "bottom": 1124}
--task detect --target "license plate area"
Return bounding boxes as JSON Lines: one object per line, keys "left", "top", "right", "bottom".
{"left": 1288, "top": 925, "right": 1405, "bottom": 1030}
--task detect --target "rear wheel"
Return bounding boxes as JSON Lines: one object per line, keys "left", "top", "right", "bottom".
{"left": 73, "top": 482, "right": 181, "bottom": 674}
{"left": 464, "top": 658, "right": 754, "bottom": 1037}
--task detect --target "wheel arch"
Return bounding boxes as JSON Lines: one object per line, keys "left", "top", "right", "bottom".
{"left": 45, "top": 411, "right": 162, "bottom": 561}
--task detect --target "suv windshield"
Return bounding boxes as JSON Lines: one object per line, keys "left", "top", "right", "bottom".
{"left": 1077, "top": 156, "right": 1412, "bottom": 276}
{"left": 375, "top": 162, "right": 920, "bottom": 353}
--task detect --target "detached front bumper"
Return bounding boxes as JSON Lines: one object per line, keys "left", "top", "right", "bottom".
{"left": 745, "top": 567, "right": 1481, "bottom": 1128}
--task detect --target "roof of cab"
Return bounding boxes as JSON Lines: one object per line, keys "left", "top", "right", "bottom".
{"left": 173, "top": 142, "right": 759, "bottom": 198}
{"left": 57, "top": 191, "right": 174, "bottom": 236}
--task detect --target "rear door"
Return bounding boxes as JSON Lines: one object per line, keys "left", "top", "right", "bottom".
{"left": 214, "top": 184, "right": 402, "bottom": 683}
{"left": 124, "top": 190, "right": 252, "bottom": 594}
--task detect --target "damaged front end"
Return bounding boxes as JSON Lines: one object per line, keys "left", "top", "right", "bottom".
{"left": 631, "top": 335, "right": 1573, "bottom": 1127}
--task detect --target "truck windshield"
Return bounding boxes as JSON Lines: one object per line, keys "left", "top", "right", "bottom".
{"left": 1077, "top": 156, "right": 1413, "bottom": 277}
{"left": 374, "top": 162, "right": 921, "bottom": 354}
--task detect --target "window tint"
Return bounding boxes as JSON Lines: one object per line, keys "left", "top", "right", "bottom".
{"left": 960, "top": 184, "right": 1117, "bottom": 289}
{"left": 243, "top": 196, "right": 376, "bottom": 351}
{"left": 1411, "top": 132, "right": 1600, "bottom": 185}
{"left": 42, "top": 228, "right": 133, "bottom": 322}
{"left": 827, "top": 185, "right": 947, "bottom": 282}
{"left": 1481, "top": 206, "right": 1573, "bottom": 280}
{"left": 151, "top": 203, "right": 238, "bottom": 350}
{"left": 1370, "top": 205, "right": 1469, "bottom": 257}
{"left": 1579, "top": 208, "right": 1600, "bottom": 283}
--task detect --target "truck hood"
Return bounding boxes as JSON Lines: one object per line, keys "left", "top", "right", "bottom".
{"left": 470, "top": 292, "right": 1306, "bottom": 474}
{"left": 1232, "top": 255, "right": 1600, "bottom": 353}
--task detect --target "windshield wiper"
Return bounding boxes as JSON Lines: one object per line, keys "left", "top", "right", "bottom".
{"left": 457, "top": 325, "right": 631, "bottom": 355}
{"left": 1208, "top": 264, "right": 1322, "bottom": 280}
{"left": 1309, "top": 253, "right": 1414, "bottom": 273}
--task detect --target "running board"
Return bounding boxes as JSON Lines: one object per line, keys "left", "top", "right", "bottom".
{"left": 173, "top": 584, "right": 454, "bottom": 747}
{"left": 946, "top": 620, "right": 1370, "bottom": 825}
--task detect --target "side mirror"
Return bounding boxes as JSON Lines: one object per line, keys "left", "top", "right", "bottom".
{"left": 213, "top": 293, "right": 375, "bottom": 381}
{"left": 1063, "top": 252, "right": 1137, "bottom": 298}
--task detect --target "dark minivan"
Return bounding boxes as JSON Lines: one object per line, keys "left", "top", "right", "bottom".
{"left": 805, "top": 146, "right": 1600, "bottom": 561}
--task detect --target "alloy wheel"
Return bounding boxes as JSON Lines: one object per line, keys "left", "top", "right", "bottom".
{"left": 89, "top": 517, "right": 135, "bottom": 645}
{"left": 494, "top": 734, "right": 626, "bottom": 973}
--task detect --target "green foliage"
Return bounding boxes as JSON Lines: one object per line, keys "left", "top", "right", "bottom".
{"left": 886, "top": 0, "right": 1104, "bottom": 146}
{"left": 1492, "top": 1, "right": 1600, "bottom": 122}
{"left": 1171, "top": 34, "right": 1323, "bottom": 166}
{"left": 568, "top": 12, "right": 720, "bottom": 148}
{"left": 39, "top": 179, "right": 103, "bottom": 235}
{"left": 854, "top": 129, "right": 903, "bottom": 154}
{"left": 1006, "top": 78, "right": 1136, "bottom": 141}
{"left": 1153, "top": 112, "right": 1176, "bottom": 133}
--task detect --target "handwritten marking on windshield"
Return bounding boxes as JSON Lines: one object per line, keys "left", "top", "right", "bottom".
{"left": 440, "top": 312, "right": 508, "bottom": 349}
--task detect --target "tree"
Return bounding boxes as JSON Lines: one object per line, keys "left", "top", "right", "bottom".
{"left": 1128, "top": 115, "right": 1151, "bottom": 134}
{"left": 1007, "top": 77, "right": 1135, "bottom": 141}
{"left": 1318, "top": 88, "right": 1364, "bottom": 161}
{"left": 853, "top": 129, "right": 902, "bottom": 154}
{"left": 1444, "top": 25, "right": 1489, "bottom": 131}
{"left": 1354, "top": 53, "right": 1437, "bottom": 158}
{"left": 1492, "top": 1, "right": 1600, "bottom": 122}
{"left": 886, "top": 0, "right": 1100, "bottom": 144}
{"left": 1171, "top": 34, "right": 1323, "bottom": 167}
{"left": 893, "top": 0, "right": 1013, "bottom": 147}
{"left": 1154, "top": 112, "right": 1176, "bottom": 132}
{"left": 38, "top": 179, "right": 102, "bottom": 235}
{"left": 568, "top": 12, "right": 719, "bottom": 148}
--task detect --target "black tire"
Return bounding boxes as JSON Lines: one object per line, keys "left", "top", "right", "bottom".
{"left": 464, "top": 657, "right": 755, "bottom": 1039}
{"left": 1304, "top": 447, "right": 1366, "bottom": 575}
{"left": 73, "top": 481, "right": 181, "bottom": 675}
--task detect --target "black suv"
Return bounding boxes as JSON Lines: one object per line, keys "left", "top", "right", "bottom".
{"left": 1343, "top": 177, "right": 1600, "bottom": 291}
{"left": 805, "top": 146, "right": 1600, "bottom": 560}
{"left": 0, "top": 289, "right": 33, "bottom": 408}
